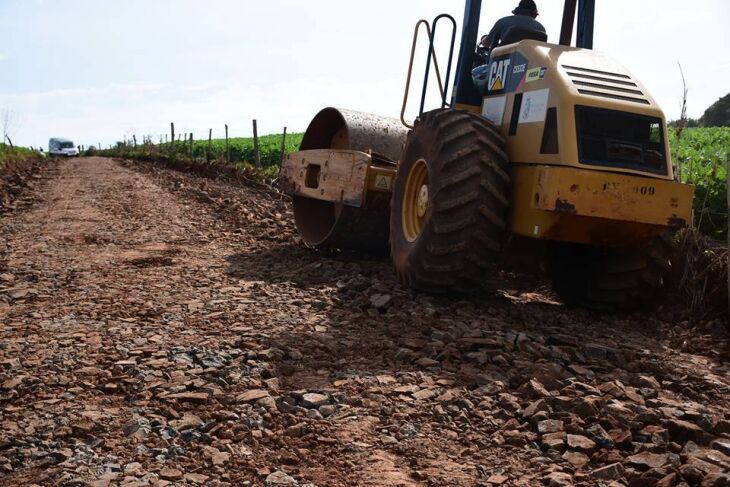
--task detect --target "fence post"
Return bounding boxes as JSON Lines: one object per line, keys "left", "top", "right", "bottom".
{"left": 253, "top": 119, "right": 261, "bottom": 169}
{"left": 189, "top": 133, "right": 194, "bottom": 158}
{"left": 133, "top": 135, "right": 137, "bottom": 148}
{"left": 170, "top": 122, "right": 175, "bottom": 149}
{"left": 207, "top": 128, "right": 212, "bottom": 163}
{"left": 225, "top": 124, "right": 230, "bottom": 164}
{"left": 280, "top": 126, "right": 287, "bottom": 164}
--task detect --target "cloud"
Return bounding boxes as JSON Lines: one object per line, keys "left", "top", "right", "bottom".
{"left": 0, "top": 74, "right": 410, "bottom": 149}
{"left": 0, "top": 83, "right": 166, "bottom": 104}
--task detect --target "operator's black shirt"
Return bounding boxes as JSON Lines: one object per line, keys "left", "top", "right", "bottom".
{"left": 487, "top": 14, "right": 546, "bottom": 47}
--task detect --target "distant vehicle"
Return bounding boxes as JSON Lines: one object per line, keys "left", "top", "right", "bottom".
{"left": 48, "top": 138, "right": 79, "bottom": 157}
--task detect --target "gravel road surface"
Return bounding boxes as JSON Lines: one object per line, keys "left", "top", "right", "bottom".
{"left": 1, "top": 157, "right": 728, "bottom": 486}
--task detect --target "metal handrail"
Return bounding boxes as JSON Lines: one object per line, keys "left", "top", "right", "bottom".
{"left": 400, "top": 15, "right": 456, "bottom": 129}
{"left": 400, "top": 20, "right": 435, "bottom": 129}
{"left": 420, "top": 14, "right": 457, "bottom": 114}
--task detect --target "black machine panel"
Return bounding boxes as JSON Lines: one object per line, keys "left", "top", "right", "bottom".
{"left": 575, "top": 106, "right": 668, "bottom": 175}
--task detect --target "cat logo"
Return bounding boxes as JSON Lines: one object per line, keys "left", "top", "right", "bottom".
{"left": 488, "top": 58, "right": 512, "bottom": 91}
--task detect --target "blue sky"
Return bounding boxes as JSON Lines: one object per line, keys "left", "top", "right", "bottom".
{"left": 0, "top": 0, "right": 727, "bottom": 148}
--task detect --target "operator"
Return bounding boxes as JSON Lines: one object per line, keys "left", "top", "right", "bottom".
{"left": 473, "top": 0, "right": 546, "bottom": 66}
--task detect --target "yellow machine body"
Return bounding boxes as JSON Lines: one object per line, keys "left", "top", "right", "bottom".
{"left": 510, "top": 165, "right": 693, "bottom": 245}
{"left": 479, "top": 42, "right": 673, "bottom": 177}
{"left": 464, "top": 40, "right": 693, "bottom": 245}
{"left": 280, "top": 40, "right": 694, "bottom": 250}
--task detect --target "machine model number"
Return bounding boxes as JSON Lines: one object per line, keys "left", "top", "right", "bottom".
{"left": 602, "top": 182, "right": 656, "bottom": 196}
{"left": 633, "top": 185, "right": 656, "bottom": 196}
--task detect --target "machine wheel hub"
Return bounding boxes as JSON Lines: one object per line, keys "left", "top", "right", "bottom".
{"left": 402, "top": 159, "right": 430, "bottom": 242}
{"left": 417, "top": 184, "right": 429, "bottom": 217}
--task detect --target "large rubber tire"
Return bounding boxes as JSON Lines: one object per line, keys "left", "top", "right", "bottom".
{"left": 546, "top": 233, "right": 675, "bottom": 311}
{"left": 390, "top": 109, "right": 510, "bottom": 294}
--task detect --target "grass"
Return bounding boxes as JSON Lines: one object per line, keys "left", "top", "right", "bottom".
{"left": 97, "top": 132, "right": 304, "bottom": 184}
{"left": 0, "top": 144, "right": 43, "bottom": 169}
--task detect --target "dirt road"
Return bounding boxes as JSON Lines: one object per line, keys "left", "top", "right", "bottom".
{"left": 1, "top": 157, "right": 729, "bottom": 486}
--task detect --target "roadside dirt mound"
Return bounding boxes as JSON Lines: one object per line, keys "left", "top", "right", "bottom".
{"left": 0, "top": 153, "right": 47, "bottom": 213}
{"left": 1, "top": 157, "right": 728, "bottom": 487}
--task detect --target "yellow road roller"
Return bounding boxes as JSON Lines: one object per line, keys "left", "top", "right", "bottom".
{"left": 279, "top": 0, "right": 694, "bottom": 311}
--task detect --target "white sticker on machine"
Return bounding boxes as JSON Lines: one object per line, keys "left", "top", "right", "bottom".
{"left": 481, "top": 96, "right": 507, "bottom": 125}
{"left": 519, "top": 88, "right": 550, "bottom": 124}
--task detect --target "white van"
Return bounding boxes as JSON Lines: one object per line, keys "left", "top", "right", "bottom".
{"left": 49, "top": 138, "right": 79, "bottom": 157}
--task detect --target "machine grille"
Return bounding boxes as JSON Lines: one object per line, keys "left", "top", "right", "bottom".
{"left": 563, "top": 65, "right": 650, "bottom": 105}
{"left": 575, "top": 106, "right": 668, "bottom": 175}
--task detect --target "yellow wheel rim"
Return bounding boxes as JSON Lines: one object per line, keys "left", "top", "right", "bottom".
{"left": 402, "top": 158, "right": 429, "bottom": 242}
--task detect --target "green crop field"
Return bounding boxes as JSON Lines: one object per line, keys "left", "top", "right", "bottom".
{"left": 162, "top": 133, "right": 304, "bottom": 168}
{"left": 669, "top": 127, "right": 730, "bottom": 237}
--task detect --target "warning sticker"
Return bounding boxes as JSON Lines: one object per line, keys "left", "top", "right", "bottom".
{"left": 374, "top": 174, "right": 392, "bottom": 191}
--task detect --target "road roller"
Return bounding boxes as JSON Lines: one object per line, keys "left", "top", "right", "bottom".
{"left": 279, "top": 0, "right": 694, "bottom": 311}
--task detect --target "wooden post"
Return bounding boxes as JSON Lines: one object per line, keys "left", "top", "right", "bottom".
{"left": 189, "top": 133, "right": 194, "bottom": 158}
{"left": 225, "top": 124, "right": 230, "bottom": 164}
{"left": 253, "top": 119, "right": 261, "bottom": 169}
{"left": 4, "top": 135, "right": 12, "bottom": 149}
{"left": 133, "top": 135, "right": 137, "bottom": 147}
{"left": 170, "top": 122, "right": 175, "bottom": 148}
{"left": 280, "top": 126, "right": 287, "bottom": 163}
{"left": 207, "top": 128, "right": 212, "bottom": 163}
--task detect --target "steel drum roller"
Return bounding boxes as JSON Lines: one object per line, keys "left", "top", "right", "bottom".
{"left": 292, "top": 108, "right": 408, "bottom": 253}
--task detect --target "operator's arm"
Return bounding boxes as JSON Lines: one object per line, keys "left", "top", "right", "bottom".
{"left": 484, "top": 17, "right": 506, "bottom": 49}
